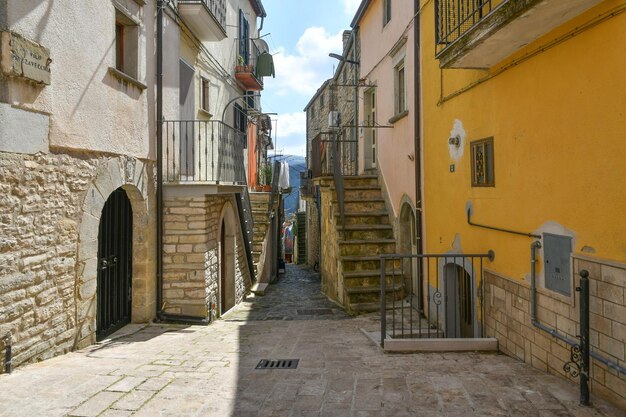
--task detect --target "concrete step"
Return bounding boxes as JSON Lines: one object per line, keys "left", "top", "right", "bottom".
{"left": 338, "top": 239, "right": 396, "bottom": 256}
{"left": 336, "top": 211, "right": 390, "bottom": 225}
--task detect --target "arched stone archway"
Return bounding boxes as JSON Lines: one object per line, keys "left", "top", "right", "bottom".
{"left": 398, "top": 198, "right": 418, "bottom": 307}
{"left": 218, "top": 201, "right": 237, "bottom": 315}
{"left": 74, "top": 157, "right": 154, "bottom": 348}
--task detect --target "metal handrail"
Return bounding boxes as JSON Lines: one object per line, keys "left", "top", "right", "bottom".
{"left": 236, "top": 187, "right": 255, "bottom": 282}
{"left": 380, "top": 251, "right": 495, "bottom": 347}
{"left": 163, "top": 120, "right": 246, "bottom": 184}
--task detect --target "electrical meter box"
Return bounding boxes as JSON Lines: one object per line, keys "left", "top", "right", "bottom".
{"left": 543, "top": 233, "right": 572, "bottom": 296}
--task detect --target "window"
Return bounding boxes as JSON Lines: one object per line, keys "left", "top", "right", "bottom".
{"left": 234, "top": 104, "right": 247, "bottom": 148}
{"left": 383, "top": 0, "right": 392, "bottom": 26}
{"left": 394, "top": 62, "right": 406, "bottom": 114}
{"left": 239, "top": 10, "right": 250, "bottom": 64}
{"left": 114, "top": 7, "right": 139, "bottom": 78}
{"left": 471, "top": 138, "right": 495, "bottom": 187}
{"left": 200, "top": 78, "right": 210, "bottom": 113}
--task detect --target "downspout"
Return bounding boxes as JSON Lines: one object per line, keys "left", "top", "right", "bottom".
{"left": 352, "top": 27, "right": 359, "bottom": 173}
{"left": 156, "top": 0, "right": 210, "bottom": 326}
{"left": 413, "top": 0, "right": 425, "bottom": 313}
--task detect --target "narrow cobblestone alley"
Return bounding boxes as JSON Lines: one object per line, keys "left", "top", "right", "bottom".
{"left": 0, "top": 265, "right": 623, "bottom": 417}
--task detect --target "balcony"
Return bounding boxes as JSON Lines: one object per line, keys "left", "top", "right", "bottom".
{"left": 435, "top": 0, "right": 603, "bottom": 68}
{"left": 178, "top": 0, "right": 227, "bottom": 42}
{"left": 163, "top": 120, "right": 246, "bottom": 192}
{"left": 235, "top": 64, "right": 263, "bottom": 91}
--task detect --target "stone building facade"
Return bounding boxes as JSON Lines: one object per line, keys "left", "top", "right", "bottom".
{"left": 1, "top": 0, "right": 268, "bottom": 371}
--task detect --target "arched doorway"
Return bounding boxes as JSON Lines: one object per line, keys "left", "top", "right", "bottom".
{"left": 96, "top": 187, "right": 133, "bottom": 341}
{"left": 219, "top": 203, "right": 237, "bottom": 315}
{"left": 444, "top": 264, "right": 473, "bottom": 338}
{"left": 399, "top": 202, "right": 418, "bottom": 307}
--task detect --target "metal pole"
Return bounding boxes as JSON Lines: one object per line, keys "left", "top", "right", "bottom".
{"left": 4, "top": 333, "right": 11, "bottom": 374}
{"left": 579, "top": 269, "right": 590, "bottom": 406}
{"left": 380, "top": 257, "right": 387, "bottom": 347}
{"left": 156, "top": 0, "right": 164, "bottom": 316}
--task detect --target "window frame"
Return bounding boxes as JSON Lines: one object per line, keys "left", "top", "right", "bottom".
{"left": 394, "top": 61, "right": 406, "bottom": 115}
{"left": 383, "top": 0, "right": 392, "bottom": 26}
{"left": 470, "top": 137, "right": 495, "bottom": 187}
{"left": 200, "top": 77, "right": 210, "bottom": 113}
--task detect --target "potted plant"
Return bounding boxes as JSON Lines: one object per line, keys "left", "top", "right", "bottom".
{"left": 261, "top": 164, "right": 272, "bottom": 192}
{"left": 236, "top": 55, "right": 244, "bottom": 72}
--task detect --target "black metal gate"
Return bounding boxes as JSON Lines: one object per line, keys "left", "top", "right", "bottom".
{"left": 97, "top": 188, "right": 133, "bottom": 341}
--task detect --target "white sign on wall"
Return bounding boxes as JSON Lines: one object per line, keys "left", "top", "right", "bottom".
{"left": 1, "top": 31, "right": 51, "bottom": 85}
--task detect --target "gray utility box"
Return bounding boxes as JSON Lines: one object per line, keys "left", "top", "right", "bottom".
{"left": 543, "top": 233, "right": 573, "bottom": 296}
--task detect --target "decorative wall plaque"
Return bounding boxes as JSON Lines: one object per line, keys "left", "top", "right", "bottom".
{"left": 1, "top": 31, "right": 51, "bottom": 85}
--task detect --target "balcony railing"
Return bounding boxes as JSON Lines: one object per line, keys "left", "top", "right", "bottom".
{"left": 164, "top": 120, "right": 246, "bottom": 185}
{"left": 435, "top": 0, "right": 603, "bottom": 68}
{"left": 435, "top": 0, "right": 501, "bottom": 54}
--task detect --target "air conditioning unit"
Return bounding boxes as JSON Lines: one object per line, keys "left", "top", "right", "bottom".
{"left": 328, "top": 111, "right": 341, "bottom": 129}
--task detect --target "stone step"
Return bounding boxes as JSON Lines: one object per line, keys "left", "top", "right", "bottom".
{"left": 345, "top": 283, "right": 403, "bottom": 294}
{"left": 336, "top": 211, "right": 390, "bottom": 225}
{"left": 336, "top": 224, "right": 393, "bottom": 240}
{"left": 348, "top": 302, "right": 381, "bottom": 314}
{"left": 342, "top": 175, "right": 378, "bottom": 187}
{"left": 343, "top": 270, "right": 404, "bottom": 289}
{"left": 338, "top": 239, "right": 396, "bottom": 256}
{"left": 249, "top": 191, "right": 271, "bottom": 202}
{"left": 332, "top": 199, "right": 386, "bottom": 213}
{"left": 341, "top": 255, "right": 401, "bottom": 272}
{"left": 331, "top": 185, "right": 382, "bottom": 200}
{"left": 346, "top": 286, "right": 405, "bottom": 305}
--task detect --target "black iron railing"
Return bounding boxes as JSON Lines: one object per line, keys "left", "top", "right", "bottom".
{"left": 236, "top": 188, "right": 255, "bottom": 282}
{"left": 380, "top": 251, "right": 495, "bottom": 347}
{"left": 163, "top": 120, "right": 246, "bottom": 184}
{"left": 299, "top": 173, "right": 315, "bottom": 198}
{"left": 179, "top": 0, "right": 226, "bottom": 31}
{"left": 435, "top": 0, "right": 502, "bottom": 54}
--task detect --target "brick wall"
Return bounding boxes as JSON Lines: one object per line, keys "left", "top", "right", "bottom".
{"left": 484, "top": 256, "right": 626, "bottom": 409}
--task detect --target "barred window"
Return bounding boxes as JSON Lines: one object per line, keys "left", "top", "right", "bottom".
{"left": 471, "top": 137, "right": 494, "bottom": 187}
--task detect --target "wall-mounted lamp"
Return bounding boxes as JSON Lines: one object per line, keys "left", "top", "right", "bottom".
{"left": 329, "top": 53, "right": 360, "bottom": 66}
{"left": 448, "top": 135, "right": 461, "bottom": 147}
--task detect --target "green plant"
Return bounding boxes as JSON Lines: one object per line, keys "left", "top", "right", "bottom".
{"left": 261, "top": 164, "right": 273, "bottom": 186}
{"left": 237, "top": 55, "right": 244, "bottom": 66}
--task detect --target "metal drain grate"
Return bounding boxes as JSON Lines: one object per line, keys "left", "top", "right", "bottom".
{"left": 255, "top": 359, "right": 299, "bottom": 370}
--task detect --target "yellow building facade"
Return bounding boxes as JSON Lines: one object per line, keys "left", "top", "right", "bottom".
{"left": 420, "top": 0, "right": 626, "bottom": 406}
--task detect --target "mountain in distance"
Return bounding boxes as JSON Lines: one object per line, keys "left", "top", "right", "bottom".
{"left": 272, "top": 155, "right": 306, "bottom": 217}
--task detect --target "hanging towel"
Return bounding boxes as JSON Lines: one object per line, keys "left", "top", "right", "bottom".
{"left": 256, "top": 52, "right": 275, "bottom": 78}
{"left": 278, "top": 161, "right": 290, "bottom": 189}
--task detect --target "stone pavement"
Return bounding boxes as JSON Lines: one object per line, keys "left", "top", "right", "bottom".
{"left": 0, "top": 265, "right": 624, "bottom": 417}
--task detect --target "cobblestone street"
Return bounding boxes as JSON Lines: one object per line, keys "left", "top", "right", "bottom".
{"left": 0, "top": 265, "right": 623, "bottom": 417}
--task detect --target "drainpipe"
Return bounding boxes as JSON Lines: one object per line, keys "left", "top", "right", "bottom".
{"left": 155, "top": 0, "right": 209, "bottom": 326}
{"left": 156, "top": 0, "right": 164, "bottom": 319}
{"left": 352, "top": 27, "right": 359, "bottom": 174}
{"left": 413, "top": 0, "right": 425, "bottom": 313}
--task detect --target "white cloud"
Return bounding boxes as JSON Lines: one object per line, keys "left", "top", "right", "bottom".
{"left": 270, "top": 112, "right": 306, "bottom": 156}
{"left": 274, "top": 112, "right": 306, "bottom": 137}
{"left": 342, "top": 0, "right": 361, "bottom": 16}
{"left": 263, "top": 26, "right": 343, "bottom": 97}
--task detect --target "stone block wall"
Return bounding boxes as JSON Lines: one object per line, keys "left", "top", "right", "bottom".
{"left": 484, "top": 256, "right": 626, "bottom": 409}
{"left": 0, "top": 151, "right": 155, "bottom": 371}
{"left": 162, "top": 194, "right": 251, "bottom": 320}
{"left": 305, "top": 195, "right": 320, "bottom": 269}
{"left": 317, "top": 178, "right": 342, "bottom": 304}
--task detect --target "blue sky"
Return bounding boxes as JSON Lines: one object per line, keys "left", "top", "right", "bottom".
{"left": 258, "top": 0, "right": 361, "bottom": 156}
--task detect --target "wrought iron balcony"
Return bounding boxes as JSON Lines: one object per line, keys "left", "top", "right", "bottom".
{"left": 163, "top": 120, "right": 246, "bottom": 185}
{"left": 435, "top": 0, "right": 603, "bottom": 68}
{"left": 178, "top": 0, "right": 227, "bottom": 42}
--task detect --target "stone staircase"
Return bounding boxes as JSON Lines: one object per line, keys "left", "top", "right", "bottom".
{"left": 249, "top": 191, "right": 271, "bottom": 280}
{"left": 332, "top": 176, "right": 403, "bottom": 314}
